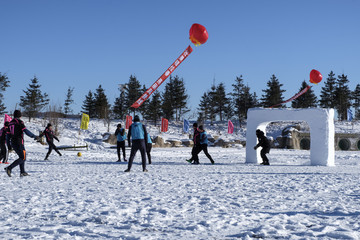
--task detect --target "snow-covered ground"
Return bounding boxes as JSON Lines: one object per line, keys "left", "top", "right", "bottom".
{"left": 1, "top": 118, "right": 360, "bottom": 239}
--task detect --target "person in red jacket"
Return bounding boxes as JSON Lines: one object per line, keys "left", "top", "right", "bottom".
{"left": 39, "top": 123, "right": 62, "bottom": 160}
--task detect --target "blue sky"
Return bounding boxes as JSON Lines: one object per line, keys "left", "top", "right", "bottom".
{"left": 1, "top": 0, "right": 359, "bottom": 117}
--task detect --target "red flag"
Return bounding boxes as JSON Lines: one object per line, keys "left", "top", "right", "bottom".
{"left": 125, "top": 115, "right": 132, "bottom": 129}
{"left": 131, "top": 45, "right": 193, "bottom": 108}
{"left": 161, "top": 118, "right": 168, "bottom": 132}
{"left": 4, "top": 114, "right": 12, "bottom": 126}
{"left": 228, "top": 120, "right": 234, "bottom": 134}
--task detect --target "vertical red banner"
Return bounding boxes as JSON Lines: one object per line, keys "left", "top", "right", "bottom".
{"left": 4, "top": 114, "right": 12, "bottom": 126}
{"left": 228, "top": 120, "right": 234, "bottom": 134}
{"left": 161, "top": 118, "right": 168, "bottom": 132}
{"left": 125, "top": 115, "right": 132, "bottom": 129}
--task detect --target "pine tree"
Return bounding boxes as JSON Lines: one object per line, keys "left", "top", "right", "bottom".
{"left": 261, "top": 74, "right": 285, "bottom": 108}
{"left": 94, "top": 85, "right": 110, "bottom": 119}
{"left": 172, "top": 75, "right": 189, "bottom": 121}
{"left": 161, "top": 79, "right": 175, "bottom": 120}
{"left": 230, "top": 76, "right": 245, "bottom": 122}
{"left": 20, "top": 76, "right": 49, "bottom": 121}
{"left": 239, "top": 85, "right": 257, "bottom": 119}
{"left": 125, "top": 75, "right": 142, "bottom": 116}
{"left": 0, "top": 73, "right": 10, "bottom": 114}
{"left": 137, "top": 85, "right": 149, "bottom": 118}
{"left": 214, "top": 83, "right": 231, "bottom": 121}
{"left": 144, "top": 91, "right": 162, "bottom": 125}
{"left": 291, "top": 81, "right": 318, "bottom": 108}
{"left": 198, "top": 92, "right": 210, "bottom": 122}
{"left": 64, "top": 87, "right": 74, "bottom": 116}
{"left": 319, "top": 71, "right": 337, "bottom": 108}
{"left": 82, "top": 90, "right": 96, "bottom": 118}
{"left": 207, "top": 84, "right": 218, "bottom": 124}
{"left": 335, "top": 74, "right": 351, "bottom": 120}
{"left": 113, "top": 86, "right": 127, "bottom": 119}
{"left": 352, "top": 84, "right": 360, "bottom": 120}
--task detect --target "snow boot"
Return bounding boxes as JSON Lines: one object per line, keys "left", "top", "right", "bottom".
{"left": 4, "top": 167, "right": 11, "bottom": 177}
{"left": 20, "top": 172, "right": 29, "bottom": 177}
{"left": 143, "top": 169, "right": 148, "bottom": 172}
{"left": 124, "top": 169, "right": 130, "bottom": 172}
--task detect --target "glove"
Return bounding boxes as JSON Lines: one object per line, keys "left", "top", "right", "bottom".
{"left": 253, "top": 146, "right": 257, "bottom": 150}
{"left": 57, "top": 139, "right": 60, "bottom": 142}
{"left": 34, "top": 136, "right": 40, "bottom": 141}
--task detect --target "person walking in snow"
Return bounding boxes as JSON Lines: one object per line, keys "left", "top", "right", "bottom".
{"left": 186, "top": 122, "right": 201, "bottom": 164}
{"left": 146, "top": 134, "right": 152, "bottom": 164}
{"left": 254, "top": 129, "right": 271, "bottom": 165}
{"left": 4, "top": 110, "right": 39, "bottom": 177}
{"left": 124, "top": 115, "right": 148, "bottom": 172}
{"left": 39, "top": 123, "right": 62, "bottom": 160}
{"left": 0, "top": 122, "right": 11, "bottom": 164}
{"left": 194, "top": 125, "right": 215, "bottom": 164}
{"left": 115, "top": 124, "right": 127, "bottom": 162}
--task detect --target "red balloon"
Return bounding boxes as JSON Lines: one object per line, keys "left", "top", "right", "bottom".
{"left": 309, "top": 69, "right": 322, "bottom": 84}
{"left": 189, "top": 23, "right": 208, "bottom": 46}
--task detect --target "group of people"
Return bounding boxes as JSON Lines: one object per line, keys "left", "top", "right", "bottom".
{"left": 2, "top": 111, "right": 271, "bottom": 177}
{"left": 115, "top": 115, "right": 152, "bottom": 172}
{"left": 2, "top": 110, "right": 63, "bottom": 177}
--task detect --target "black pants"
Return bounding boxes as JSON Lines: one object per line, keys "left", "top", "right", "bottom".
{"left": 45, "top": 141, "right": 61, "bottom": 160}
{"left": 117, "top": 141, "right": 126, "bottom": 161}
{"left": 127, "top": 139, "right": 147, "bottom": 171}
{"left": 192, "top": 145, "right": 202, "bottom": 163}
{"left": 0, "top": 143, "right": 8, "bottom": 163}
{"left": 8, "top": 143, "right": 26, "bottom": 173}
{"left": 195, "top": 144, "right": 214, "bottom": 163}
{"left": 260, "top": 148, "right": 270, "bottom": 164}
{"left": 146, "top": 143, "right": 152, "bottom": 164}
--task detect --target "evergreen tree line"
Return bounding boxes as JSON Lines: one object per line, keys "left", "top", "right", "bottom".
{"left": 0, "top": 71, "right": 359, "bottom": 122}
{"left": 198, "top": 71, "right": 359, "bottom": 122}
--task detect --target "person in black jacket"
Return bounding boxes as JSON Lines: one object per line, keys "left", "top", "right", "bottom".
{"left": 39, "top": 123, "right": 62, "bottom": 160}
{"left": 0, "top": 122, "right": 11, "bottom": 164}
{"left": 186, "top": 123, "right": 201, "bottom": 164}
{"left": 254, "top": 129, "right": 271, "bottom": 165}
{"left": 4, "top": 110, "right": 39, "bottom": 177}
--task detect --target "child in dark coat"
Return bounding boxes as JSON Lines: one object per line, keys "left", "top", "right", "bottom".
{"left": 254, "top": 129, "right": 271, "bottom": 165}
{"left": 39, "top": 123, "right": 62, "bottom": 160}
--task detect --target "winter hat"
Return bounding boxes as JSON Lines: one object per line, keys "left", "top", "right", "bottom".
{"left": 117, "top": 124, "right": 121, "bottom": 128}
{"left": 14, "top": 110, "right": 21, "bottom": 118}
{"left": 199, "top": 125, "right": 204, "bottom": 131}
{"left": 4, "top": 121, "right": 9, "bottom": 127}
{"left": 47, "top": 123, "right": 52, "bottom": 128}
{"left": 134, "top": 115, "right": 140, "bottom": 122}
{"left": 193, "top": 123, "right": 198, "bottom": 128}
{"left": 256, "top": 129, "right": 264, "bottom": 136}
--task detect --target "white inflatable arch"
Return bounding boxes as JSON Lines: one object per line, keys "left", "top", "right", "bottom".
{"left": 246, "top": 108, "right": 335, "bottom": 166}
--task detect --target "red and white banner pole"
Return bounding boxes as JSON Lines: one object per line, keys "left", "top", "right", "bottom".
{"left": 131, "top": 45, "right": 193, "bottom": 109}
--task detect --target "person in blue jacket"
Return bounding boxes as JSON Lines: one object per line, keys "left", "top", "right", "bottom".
{"left": 194, "top": 125, "right": 214, "bottom": 164}
{"left": 115, "top": 124, "right": 127, "bottom": 162}
{"left": 146, "top": 134, "right": 152, "bottom": 164}
{"left": 124, "top": 115, "right": 148, "bottom": 172}
{"left": 4, "top": 110, "right": 39, "bottom": 177}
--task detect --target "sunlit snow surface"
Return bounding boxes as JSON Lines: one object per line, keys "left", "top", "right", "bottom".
{"left": 1, "top": 119, "right": 360, "bottom": 239}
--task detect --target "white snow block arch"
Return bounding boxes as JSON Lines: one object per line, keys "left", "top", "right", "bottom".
{"left": 246, "top": 108, "right": 335, "bottom": 166}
